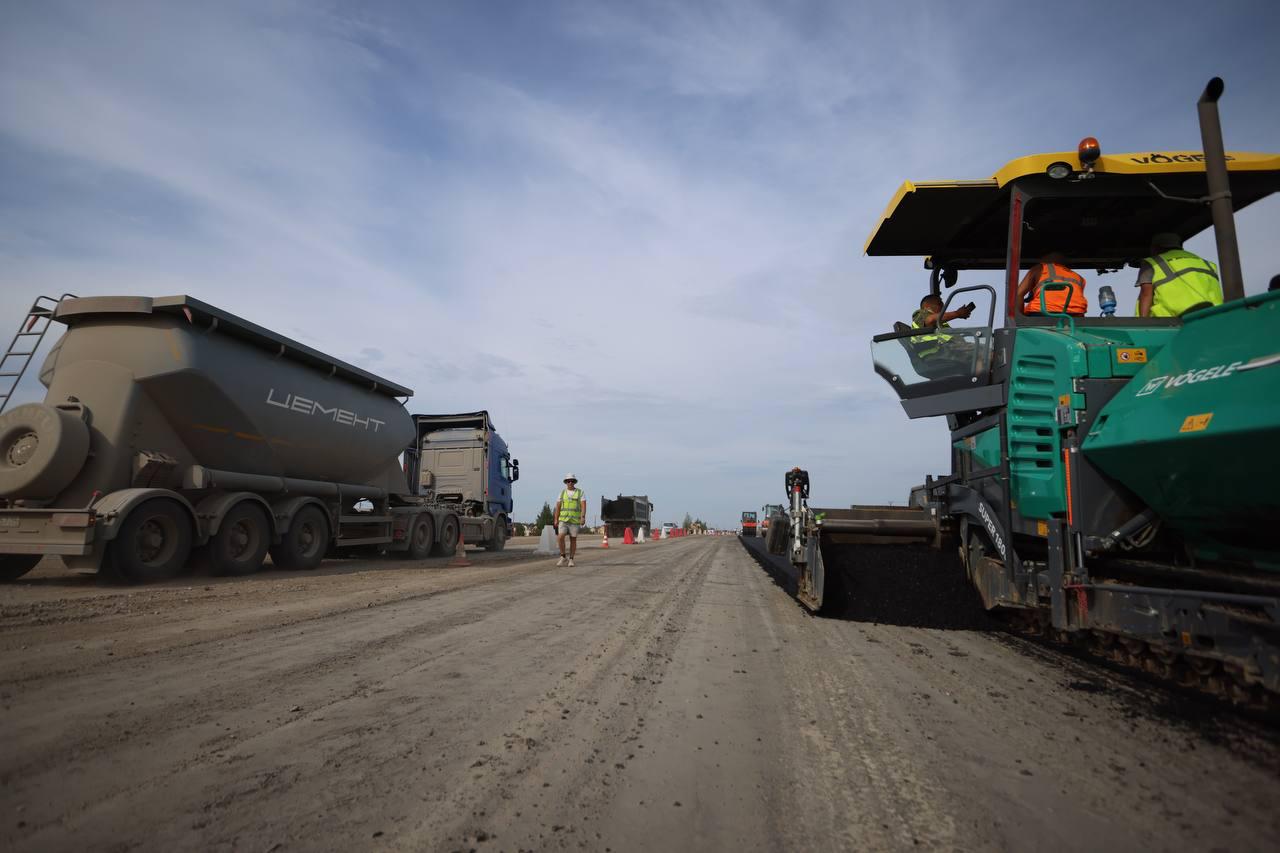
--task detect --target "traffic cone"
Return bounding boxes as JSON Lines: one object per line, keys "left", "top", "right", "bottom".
{"left": 623, "top": 527, "right": 635, "bottom": 545}
{"left": 637, "top": 526, "right": 646, "bottom": 544}
{"left": 449, "top": 530, "right": 471, "bottom": 567}
{"left": 602, "top": 528, "right": 610, "bottom": 549}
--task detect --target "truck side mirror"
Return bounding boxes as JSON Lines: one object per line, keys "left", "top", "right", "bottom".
{"left": 511, "top": 459, "right": 520, "bottom": 481}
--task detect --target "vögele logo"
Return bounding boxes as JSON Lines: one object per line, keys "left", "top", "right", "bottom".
{"left": 1134, "top": 361, "right": 1245, "bottom": 398}
{"left": 1136, "top": 376, "right": 1170, "bottom": 397}
{"left": 1127, "top": 153, "right": 1235, "bottom": 165}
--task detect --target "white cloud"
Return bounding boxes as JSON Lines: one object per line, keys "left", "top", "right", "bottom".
{"left": 1, "top": 0, "right": 1277, "bottom": 526}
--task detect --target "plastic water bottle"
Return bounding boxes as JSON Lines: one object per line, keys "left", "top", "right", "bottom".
{"left": 1099, "top": 285, "right": 1117, "bottom": 317}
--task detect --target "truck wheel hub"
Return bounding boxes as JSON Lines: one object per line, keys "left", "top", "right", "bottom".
{"left": 6, "top": 432, "right": 38, "bottom": 466}
{"left": 139, "top": 523, "right": 166, "bottom": 559}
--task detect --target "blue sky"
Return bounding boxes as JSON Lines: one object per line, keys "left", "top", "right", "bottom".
{"left": 2, "top": 0, "right": 1278, "bottom": 527}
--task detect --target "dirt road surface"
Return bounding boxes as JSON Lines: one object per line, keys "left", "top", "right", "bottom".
{"left": 3, "top": 536, "right": 1278, "bottom": 852}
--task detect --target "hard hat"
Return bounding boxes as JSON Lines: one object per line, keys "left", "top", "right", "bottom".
{"left": 563, "top": 473, "right": 578, "bottom": 482}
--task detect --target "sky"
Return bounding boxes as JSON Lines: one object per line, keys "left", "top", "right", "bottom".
{"left": 2, "top": 0, "right": 1278, "bottom": 528}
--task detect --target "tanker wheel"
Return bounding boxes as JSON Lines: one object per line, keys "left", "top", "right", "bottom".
{"left": 109, "top": 499, "right": 194, "bottom": 583}
{"left": 434, "top": 515, "right": 459, "bottom": 557}
{"left": 210, "top": 503, "right": 271, "bottom": 576}
{"left": 407, "top": 514, "right": 435, "bottom": 559}
{"left": 0, "top": 554, "right": 41, "bottom": 582}
{"left": 270, "top": 505, "right": 329, "bottom": 571}
{"left": 484, "top": 515, "right": 507, "bottom": 552}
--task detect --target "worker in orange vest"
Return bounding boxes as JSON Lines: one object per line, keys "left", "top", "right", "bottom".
{"left": 1017, "top": 252, "right": 1088, "bottom": 316}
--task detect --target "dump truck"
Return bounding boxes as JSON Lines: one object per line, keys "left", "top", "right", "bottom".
{"left": 600, "top": 494, "right": 652, "bottom": 538}
{"left": 773, "top": 79, "right": 1280, "bottom": 706}
{"left": 0, "top": 295, "right": 516, "bottom": 582}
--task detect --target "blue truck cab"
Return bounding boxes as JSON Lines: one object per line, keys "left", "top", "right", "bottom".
{"left": 408, "top": 411, "right": 518, "bottom": 538}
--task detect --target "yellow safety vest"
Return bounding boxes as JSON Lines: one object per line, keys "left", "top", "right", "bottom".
{"left": 1138, "top": 249, "right": 1222, "bottom": 317}
{"left": 558, "top": 488, "right": 584, "bottom": 524}
{"left": 910, "top": 309, "right": 952, "bottom": 358}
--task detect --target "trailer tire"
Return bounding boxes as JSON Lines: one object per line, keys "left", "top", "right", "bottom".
{"left": 209, "top": 502, "right": 271, "bottom": 576}
{"left": 407, "top": 514, "right": 435, "bottom": 559}
{"left": 109, "top": 498, "right": 194, "bottom": 583}
{"left": 0, "top": 554, "right": 41, "bottom": 582}
{"left": 434, "top": 514, "right": 459, "bottom": 557}
{"left": 270, "top": 505, "right": 329, "bottom": 571}
{"left": 485, "top": 515, "right": 507, "bottom": 552}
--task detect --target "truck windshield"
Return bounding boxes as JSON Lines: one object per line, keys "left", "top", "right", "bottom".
{"left": 423, "top": 427, "right": 481, "bottom": 447}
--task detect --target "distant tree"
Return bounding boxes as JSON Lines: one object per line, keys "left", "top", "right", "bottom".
{"left": 535, "top": 502, "right": 555, "bottom": 530}
{"left": 682, "top": 512, "right": 693, "bottom": 531}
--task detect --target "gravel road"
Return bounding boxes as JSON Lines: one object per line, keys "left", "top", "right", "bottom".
{"left": 2, "top": 536, "right": 1278, "bottom": 852}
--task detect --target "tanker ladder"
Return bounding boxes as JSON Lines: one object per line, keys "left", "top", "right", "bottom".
{"left": 0, "top": 294, "right": 75, "bottom": 413}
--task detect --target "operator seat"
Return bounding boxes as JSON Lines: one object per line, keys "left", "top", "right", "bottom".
{"left": 894, "top": 321, "right": 973, "bottom": 382}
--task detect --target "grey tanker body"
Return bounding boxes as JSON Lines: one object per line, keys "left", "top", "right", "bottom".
{"left": 0, "top": 295, "right": 515, "bottom": 581}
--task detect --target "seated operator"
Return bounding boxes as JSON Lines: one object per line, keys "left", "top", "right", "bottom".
{"left": 910, "top": 294, "right": 975, "bottom": 365}
{"left": 1135, "top": 233, "right": 1222, "bottom": 317}
{"left": 1016, "top": 251, "right": 1088, "bottom": 315}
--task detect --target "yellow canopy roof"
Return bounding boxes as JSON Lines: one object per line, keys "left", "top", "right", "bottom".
{"left": 864, "top": 151, "right": 1280, "bottom": 267}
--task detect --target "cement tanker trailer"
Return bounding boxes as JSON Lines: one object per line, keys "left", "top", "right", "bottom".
{"left": 0, "top": 295, "right": 473, "bottom": 582}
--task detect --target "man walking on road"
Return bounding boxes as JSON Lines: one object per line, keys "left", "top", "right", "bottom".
{"left": 554, "top": 474, "right": 584, "bottom": 567}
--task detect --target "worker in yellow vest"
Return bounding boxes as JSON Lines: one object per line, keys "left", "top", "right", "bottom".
{"left": 554, "top": 473, "right": 585, "bottom": 567}
{"left": 1135, "top": 233, "right": 1223, "bottom": 317}
{"left": 910, "top": 294, "right": 974, "bottom": 357}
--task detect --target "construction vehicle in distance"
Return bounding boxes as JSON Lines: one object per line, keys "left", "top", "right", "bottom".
{"left": 405, "top": 411, "right": 518, "bottom": 552}
{"left": 740, "top": 511, "right": 758, "bottom": 537}
{"left": 0, "top": 295, "right": 517, "bottom": 582}
{"left": 600, "top": 494, "right": 652, "bottom": 538}
{"left": 759, "top": 504, "right": 784, "bottom": 538}
{"left": 771, "top": 79, "right": 1280, "bottom": 707}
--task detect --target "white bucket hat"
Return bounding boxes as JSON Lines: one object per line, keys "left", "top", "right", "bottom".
{"left": 563, "top": 473, "right": 578, "bottom": 482}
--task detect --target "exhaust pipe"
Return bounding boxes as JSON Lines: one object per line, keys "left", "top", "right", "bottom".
{"left": 1197, "top": 77, "right": 1245, "bottom": 303}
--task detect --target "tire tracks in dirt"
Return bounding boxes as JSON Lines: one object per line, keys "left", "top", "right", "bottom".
{"left": 3, "top": 541, "right": 710, "bottom": 850}
{"left": 397, "top": 539, "right": 719, "bottom": 851}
